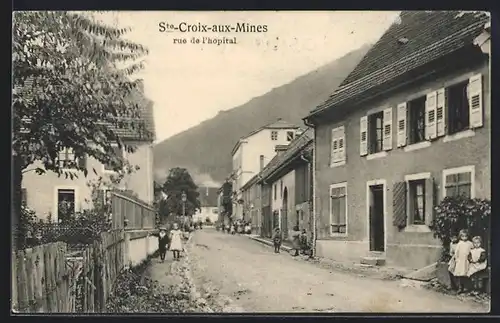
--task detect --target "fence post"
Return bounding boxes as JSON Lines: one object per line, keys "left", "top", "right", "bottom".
{"left": 123, "top": 231, "right": 130, "bottom": 270}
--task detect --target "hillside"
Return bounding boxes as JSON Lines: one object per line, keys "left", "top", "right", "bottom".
{"left": 153, "top": 44, "right": 371, "bottom": 185}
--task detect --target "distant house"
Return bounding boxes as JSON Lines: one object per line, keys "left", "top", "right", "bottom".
{"left": 22, "top": 81, "right": 156, "bottom": 222}
{"left": 230, "top": 119, "right": 302, "bottom": 220}
{"left": 303, "top": 11, "right": 491, "bottom": 269}
{"left": 217, "top": 181, "right": 233, "bottom": 226}
{"left": 193, "top": 186, "right": 219, "bottom": 224}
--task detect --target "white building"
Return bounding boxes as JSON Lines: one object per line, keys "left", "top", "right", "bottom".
{"left": 230, "top": 119, "right": 301, "bottom": 220}
{"left": 193, "top": 186, "right": 219, "bottom": 224}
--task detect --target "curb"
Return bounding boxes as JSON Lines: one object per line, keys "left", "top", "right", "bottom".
{"left": 247, "top": 235, "right": 293, "bottom": 252}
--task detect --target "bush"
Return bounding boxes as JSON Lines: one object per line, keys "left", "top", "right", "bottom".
{"left": 430, "top": 196, "right": 490, "bottom": 261}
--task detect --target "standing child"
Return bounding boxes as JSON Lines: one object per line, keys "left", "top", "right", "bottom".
{"left": 169, "top": 223, "right": 183, "bottom": 261}
{"left": 300, "top": 229, "right": 308, "bottom": 255}
{"left": 467, "top": 236, "right": 488, "bottom": 295}
{"left": 291, "top": 226, "right": 301, "bottom": 257}
{"left": 448, "top": 234, "right": 459, "bottom": 290}
{"left": 453, "top": 229, "right": 474, "bottom": 294}
{"left": 272, "top": 227, "right": 282, "bottom": 253}
{"left": 155, "top": 227, "right": 170, "bottom": 263}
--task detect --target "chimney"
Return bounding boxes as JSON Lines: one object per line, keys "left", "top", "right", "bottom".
{"left": 259, "top": 155, "right": 265, "bottom": 171}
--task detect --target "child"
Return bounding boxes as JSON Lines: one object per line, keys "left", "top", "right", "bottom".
{"left": 169, "top": 223, "right": 183, "bottom": 261}
{"left": 448, "top": 234, "right": 459, "bottom": 290}
{"left": 155, "top": 227, "right": 169, "bottom": 263}
{"left": 272, "top": 227, "right": 282, "bottom": 253}
{"left": 467, "top": 236, "right": 488, "bottom": 295}
{"left": 300, "top": 229, "right": 308, "bottom": 255}
{"left": 291, "top": 226, "right": 301, "bottom": 257}
{"left": 453, "top": 229, "right": 474, "bottom": 293}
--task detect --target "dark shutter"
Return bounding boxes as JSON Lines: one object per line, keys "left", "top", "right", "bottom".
{"left": 392, "top": 182, "right": 407, "bottom": 228}
{"left": 424, "top": 178, "right": 436, "bottom": 226}
{"left": 21, "top": 188, "right": 27, "bottom": 207}
{"left": 78, "top": 154, "right": 87, "bottom": 168}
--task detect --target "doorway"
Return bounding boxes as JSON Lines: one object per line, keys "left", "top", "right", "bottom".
{"left": 368, "top": 184, "right": 385, "bottom": 252}
{"left": 281, "top": 188, "right": 289, "bottom": 238}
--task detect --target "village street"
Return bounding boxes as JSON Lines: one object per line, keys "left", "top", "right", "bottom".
{"left": 174, "top": 228, "right": 489, "bottom": 313}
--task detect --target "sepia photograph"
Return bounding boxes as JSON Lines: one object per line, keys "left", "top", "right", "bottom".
{"left": 11, "top": 10, "right": 491, "bottom": 314}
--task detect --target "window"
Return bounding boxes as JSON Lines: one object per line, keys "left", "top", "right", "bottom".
{"left": 280, "top": 180, "right": 283, "bottom": 198}
{"left": 58, "top": 148, "right": 86, "bottom": 169}
{"left": 57, "top": 189, "right": 76, "bottom": 223}
{"left": 445, "top": 172, "right": 472, "bottom": 198}
{"left": 330, "top": 183, "right": 347, "bottom": 234}
{"left": 104, "top": 146, "right": 125, "bottom": 171}
{"left": 447, "top": 80, "right": 470, "bottom": 135}
{"left": 271, "top": 131, "right": 278, "bottom": 141}
{"left": 409, "top": 180, "right": 426, "bottom": 225}
{"left": 330, "top": 126, "right": 346, "bottom": 165}
{"left": 286, "top": 131, "right": 294, "bottom": 141}
{"left": 408, "top": 96, "right": 426, "bottom": 144}
{"left": 368, "top": 112, "right": 384, "bottom": 154}
{"left": 273, "top": 184, "right": 277, "bottom": 200}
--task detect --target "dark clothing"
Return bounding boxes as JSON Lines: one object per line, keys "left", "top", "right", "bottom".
{"left": 154, "top": 232, "right": 170, "bottom": 262}
{"left": 272, "top": 230, "right": 282, "bottom": 253}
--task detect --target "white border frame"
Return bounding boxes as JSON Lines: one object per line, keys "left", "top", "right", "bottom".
{"left": 366, "top": 179, "right": 387, "bottom": 253}
{"left": 102, "top": 143, "right": 127, "bottom": 174}
{"left": 442, "top": 165, "right": 476, "bottom": 199}
{"left": 53, "top": 185, "right": 80, "bottom": 222}
{"left": 404, "top": 172, "right": 432, "bottom": 233}
{"left": 329, "top": 182, "right": 348, "bottom": 237}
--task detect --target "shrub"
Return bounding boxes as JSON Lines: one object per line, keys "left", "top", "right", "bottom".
{"left": 430, "top": 196, "right": 490, "bottom": 261}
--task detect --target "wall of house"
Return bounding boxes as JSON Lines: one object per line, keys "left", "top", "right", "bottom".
{"left": 22, "top": 141, "right": 154, "bottom": 221}
{"left": 314, "top": 61, "right": 490, "bottom": 269}
{"left": 193, "top": 206, "right": 218, "bottom": 223}
{"left": 127, "top": 232, "right": 158, "bottom": 268}
{"left": 270, "top": 170, "right": 296, "bottom": 239}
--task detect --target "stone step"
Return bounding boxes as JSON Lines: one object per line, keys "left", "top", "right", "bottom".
{"left": 360, "top": 256, "right": 386, "bottom": 266}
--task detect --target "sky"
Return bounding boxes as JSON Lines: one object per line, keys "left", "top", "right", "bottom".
{"left": 98, "top": 11, "right": 400, "bottom": 143}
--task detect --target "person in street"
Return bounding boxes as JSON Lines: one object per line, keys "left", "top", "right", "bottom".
{"left": 467, "top": 236, "right": 488, "bottom": 295}
{"left": 169, "top": 223, "right": 183, "bottom": 261}
{"left": 290, "top": 226, "right": 301, "bottom": 257}
{"left": 230, "top": 222, "right": 236, "bottom": 235}
{"left": 199, "top": 220, "right": 203, "bottom": 230}
{"left": 448, "top": 233, "right": 459, "bottom": 290}
{"left": 154, "top": 227, "right": 169, "bottom": 262}
{"left": 272, "top": 227, "right": 282, "bottom": 253}
{"left": 299, "top": 229, "right": 309, "bottom": 255}
{"left": 453, "top": 229, "right": 473, "bottom": 293}
{"left": 244, "top": 222, "right": 251, "bottom": 234}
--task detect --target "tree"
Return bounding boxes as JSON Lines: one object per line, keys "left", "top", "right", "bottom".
{"left": 12, "top": 11, "right": 151, "bottom": 248}
{"left": 160, "top": 168, "right": 201, "bottom": 218}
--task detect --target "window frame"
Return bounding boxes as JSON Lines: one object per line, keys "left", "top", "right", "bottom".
{"left": 446, "top": 80, "right": 470, "bottom": 136}
{"left": 286, "top": 131, "right": 295, "bottom": 142}
{"left": 271, "top": 131, "right": 278, "bottom": 141}
{"left": 102, "top": 144, "right": 127, "bottom": 174}
{"left": 442, "top": 165, "right": 475, "bottom": 199}
{"left": 408, "top": 179, "right": 426, "bottom": 225}
{"left": 53, "top": 186, "right": 79, "bottom": 223}
{"left": 57, "top": 147, "right": 85, "bottom": 172}
{"left": 329, "top": 182, "right": 348, "bottom": 236}
{"left": 407, "top": 96, "right": 427, "bottom": 145}
{"left": 368, "top": 111, "right": 384, "bottom": 154}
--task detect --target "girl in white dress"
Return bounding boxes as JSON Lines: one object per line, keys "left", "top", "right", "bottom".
{"left": 467, "top": 236, "right": 487, "bottom": 295}
{"left": 169, "top": 223, "right": 183, "bottom": 261}
{"left": 453, "top": 229, "right": 473, "bottom": 293}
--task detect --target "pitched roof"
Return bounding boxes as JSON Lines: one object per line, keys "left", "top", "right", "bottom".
{"left": 231, "top": 118, "right": 300, "bottom": 155}
{"left": 198, "top": 186, "right": 219, "bottom": 207}
{"left": 308, "top": 11, "right": 489, "bottom": 119}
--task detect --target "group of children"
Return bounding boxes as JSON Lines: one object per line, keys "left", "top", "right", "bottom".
{"left": 223, "top": 220, "right": 252, "bottom": 235}
{"left": 272, "top": 226, "right": 311, "bottom": 256}
{"left": 448, "top": 229, "right": 488, "bottom": 295}
{"left": 154, "top": 223, "right": 185, "bottom": 262}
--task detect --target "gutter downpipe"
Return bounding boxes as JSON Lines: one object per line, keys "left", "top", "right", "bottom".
{"left": 302, "top": 117, "right": 316, "bottom": 259}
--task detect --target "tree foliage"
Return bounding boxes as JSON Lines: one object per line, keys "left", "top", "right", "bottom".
{"left": 158, "top": 167, "right": 201, "bottom": 219}
{"left": 430, "top": 196, "right": 491, "bottom": 261}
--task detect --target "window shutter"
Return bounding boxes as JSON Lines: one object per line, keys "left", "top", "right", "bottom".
{"left": 396, "top": 103, "right": 407, "bottom": 147}
{"left": 78, "top": 154, "right": 87, "bottom": 169}
{"left": 330, "top": 128, "right": 338, "bottom": 165}
{"left": 424, "top": 178, "right": 435, "bottom": 227}
{"left": 392, "top": 182, "right": 407, "bottom": 229}
{"left": 425, "top": 91, "right": 437, "bottom": 140}
{"left": 360, "top": 116, "right": 368, "bottom": 156}
{"left": 436, "top": 89, "right": 446, "bottom": 137}
{"left": 382, "top": 108, "right": 393, "bottom": 151}
{"left": 469, "top": 74, "right": 484, "bottom": 128}
{"left": 338, "top": 126, "right": 345, "bottom": 162}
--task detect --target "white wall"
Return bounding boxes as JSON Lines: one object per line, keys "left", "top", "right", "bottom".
{"left": 193, "top": 206, "right": 218, "bottom": 223}
{"left": 126, "top": 232, "right": 158, "bottom": 268}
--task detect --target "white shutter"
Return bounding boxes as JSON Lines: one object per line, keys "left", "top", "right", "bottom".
{"left": 425, "top": 91, "right": 437, "bottom": 140}
{"left": 360, "top": 116, "right": 368, "bottom": 156}
{"left": 330, "top": 128, "right": 338, "bottom": 165}
{"left": 469, "top": 74, "right": 484, "bottom": 128}
{"left": 436, "top": 88, "right": 446, "bottom": 137}
{"left": 396, "top": 103, "right": 407, "bottom": 147}
{"left": 383, "top": 108, "right": 393, "bottom": 151}
{"left": 337, "top": 126, "right": 345, "bottom": 162}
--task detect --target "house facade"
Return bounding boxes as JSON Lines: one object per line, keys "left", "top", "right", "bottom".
{"left": 303, "top": 12, "right": 491, "bottom": 269}
{"left": 193, "top": 186, "right": 219, "bottom": 224}
{"left": 22, "top": 82, "right": 156, "bottom": 221}
{"left": 256, "top": 129, "right": 314, "bottom": 241}
{"left": 230, "top": 119, "right": 301, "bottom": 220}
{"left": 217, "top": 180, "right": 233, "bottom": 226}
{"left": 241, "top": 176, "right": 261, "bottom": 234}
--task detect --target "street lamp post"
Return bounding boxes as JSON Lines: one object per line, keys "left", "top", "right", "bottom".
{"left": 181, "top": 191, "right": 187, "bottom": 227}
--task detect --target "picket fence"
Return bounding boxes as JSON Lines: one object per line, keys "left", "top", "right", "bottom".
{"left": 111, "top": 191, "right": 155, "bottom": 230}
{"left": 12, "top": 230, "right": 126, "bottom": 313}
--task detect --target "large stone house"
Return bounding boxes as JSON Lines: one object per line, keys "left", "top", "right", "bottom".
{"left": 303, "top": 11, "right": 491, "bottom": 269}
{"left": 230, "top": 119, "right": 301, "bottom": 220}
{"left": 22, "top": 81, "right": 156, "bottom": 221}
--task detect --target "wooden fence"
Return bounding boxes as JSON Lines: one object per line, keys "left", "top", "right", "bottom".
{"left": 111, "top": 191, "right": 156, "bottom": 230}
{"left": 12, "top": 230, "right": 126, "bottom": 313}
